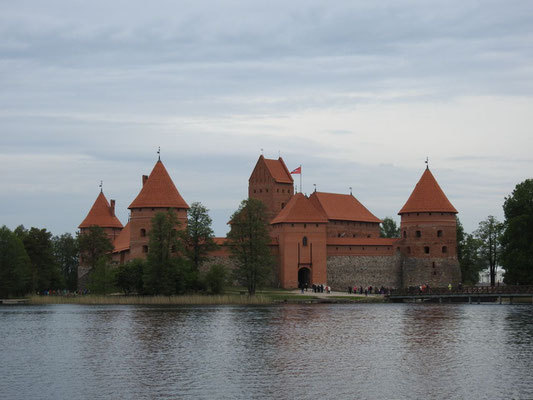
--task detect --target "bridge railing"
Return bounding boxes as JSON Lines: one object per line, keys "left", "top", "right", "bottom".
{"left": 390, "top": 285, "right": 533, "bottom": 297}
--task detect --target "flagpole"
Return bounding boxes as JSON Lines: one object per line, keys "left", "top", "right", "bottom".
{"left": 300, "top": 165, "right": 302, "bottom": 194}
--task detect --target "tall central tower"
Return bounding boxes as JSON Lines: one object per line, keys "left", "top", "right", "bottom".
{"left": 248, "top": 155, "right": 294, "bottom": 222}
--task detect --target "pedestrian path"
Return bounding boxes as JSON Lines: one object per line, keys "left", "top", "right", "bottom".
{"left": 290, "top": 289, "right": 383, "bottom": 298}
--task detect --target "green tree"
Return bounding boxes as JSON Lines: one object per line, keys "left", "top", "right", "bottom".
{"left": 474, "top": 215, "right": 504, "bottom": 287}
{"left": 0, "top": 226, "right": 32, "bottom": 298}
{"left": 457, "top": 217, "right": 483, "bottom": 284}
{"left": 52, "top": 233, "right": 79, "bottom": 291}
{"left": 78, "top": 226, "right": 114, "bottom": 293}
{"left": 226, "top": 198, "right": 273, "bottom": 295}
{"left": 17, "top": 226, "right": 63, "bottom": 292}
{"left": 380, "top": 217, "right": 400, "bottom": 238}
{"left": 115, "top": 259, "right": 145, "bottom": 295}
{"left": 203, "top": 264, "right": 227, "bottom": 294}
{"left": 144, "top": 210, "right": 184, "bottom": 295}
{"left": 501, "top": 179, "right": 533, "bottom": 285}
{"left": 182, "top": 202, "right": 217, "bottom": 271}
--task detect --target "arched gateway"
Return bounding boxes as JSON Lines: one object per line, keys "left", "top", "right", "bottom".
{"left": 298, "top": 267, "right": 311, "bottom": 288}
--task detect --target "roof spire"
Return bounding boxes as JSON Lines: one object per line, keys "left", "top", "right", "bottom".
{"left": 425, "top": 156, "right": 429, "bottom": 169}
{"left": 261, "top": 148, "right": 264, "bottom": 156}
{"left": 99, "top": 180, "right": 103, "bottom": 192}
{"left": 313, "top": 183, "right": 317, "bottom": 193}
{"left": 157, "top": 146, "right": 161, "bottom": 161}
{"left": 349, "top": 187, "right": 353, "bottom": 196}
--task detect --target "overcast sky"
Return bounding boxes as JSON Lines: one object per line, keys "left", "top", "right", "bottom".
{"left": 1, "top": 0, "right": 532, "bottom": 237}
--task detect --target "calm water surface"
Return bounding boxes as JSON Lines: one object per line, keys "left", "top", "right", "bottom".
{"left": 1, "top": 303, "right": 532, "bottom": 399}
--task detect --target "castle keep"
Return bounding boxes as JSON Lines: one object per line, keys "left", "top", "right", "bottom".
{"left": 79, "top": 155, "right": 461, "bottom": 289}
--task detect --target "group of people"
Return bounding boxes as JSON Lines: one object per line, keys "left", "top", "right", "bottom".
{"left": 298, "top": 282, "right": 331, "bottom": 294}
{"left": 347, "top": 285, "right": 390, "bottom": 296}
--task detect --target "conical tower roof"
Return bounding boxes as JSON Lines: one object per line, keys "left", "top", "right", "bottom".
{"left": 79, "top": 191, "right": 123, "bottom": 229}
{"left": 128, "top": 160, "right": 189, "bottom": 209}
{"left": 399, "top": 168, "right": 457, "bottom": 214}
{"left": 271, "top": 193, "right": 328, "bottom": 224}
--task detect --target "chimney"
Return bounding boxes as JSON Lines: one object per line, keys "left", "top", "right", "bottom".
{"left": 110, "top": 200, "right": 116, "bottom": 216}
{"left": 142, "top": 175, "right": 148, "bottom": 186}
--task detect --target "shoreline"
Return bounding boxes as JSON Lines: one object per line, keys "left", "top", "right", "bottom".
{"left": 16, "top": 291, "right": 389, "bottom": 306}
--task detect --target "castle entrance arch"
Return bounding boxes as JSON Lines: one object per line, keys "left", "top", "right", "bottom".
{"left": 298, "top": 267, "right": 311, "bottom": 288}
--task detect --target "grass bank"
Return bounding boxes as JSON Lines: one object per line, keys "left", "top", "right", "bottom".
{"left": 26, "top": 288, "right": 390, "bottom": 305}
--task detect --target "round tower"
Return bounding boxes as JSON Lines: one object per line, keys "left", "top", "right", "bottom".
{"left": 398, "top": 167, "right": 461, "bottom": 287}
{"left": 128, "top": 160, "right": 189, "bottom": 260}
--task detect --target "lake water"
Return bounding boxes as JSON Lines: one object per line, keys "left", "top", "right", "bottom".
{"left": 1, "top": 303, "right": 532, "bottom": 399}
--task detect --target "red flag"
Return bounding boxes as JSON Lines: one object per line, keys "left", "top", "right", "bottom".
{"left": 290, "top": 166, "right": 301, "bottom": 174}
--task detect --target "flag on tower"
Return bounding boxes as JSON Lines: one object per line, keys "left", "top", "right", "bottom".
{"left": 291, "top": 166, "right": 301, "bottom": 174}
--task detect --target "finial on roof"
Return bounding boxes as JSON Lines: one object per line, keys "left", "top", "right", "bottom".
{"left": 349, "top": 187, "right": 353, "bottom": 196}
{"left": 99, "top": 180, "right": 103, "bottom": 192}
{"left": 261, "top": 148, "right": 264, "bottom": 155}
{"left": 313, "top": 183, "right": 317, "bottom": 193}
{"left": 157, "top": 146, "right": 161, "bottom": 161}
{"left": 425, "top": 156, "right": 429, "bottom": 169}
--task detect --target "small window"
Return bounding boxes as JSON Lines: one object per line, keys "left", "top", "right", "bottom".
{"left": 353, "top": 234, "right": 356, "bottom": 238}
{"left": 304, "top": 224, "right": 307, "bottom": 228}
{"left": 316, "top": 224, "right": 319, "bottom": 228}
{"left": 291, "top": 224, "right": 294, "bottom": 227}
{"left": 437, "top": 230, "right": 443, "bottom": 237}
{"left": 432, "top": 262, "right": 436, "bottom": 268}
{"left": 337, "top": 233, "right": 341, "bottom": 238}
{"left": 303, "top": 237, "right": 308, "bottom": 246}
{"left": 266, "top": 189, "right": 268, "bottom": 193}
{"left": 424, "top": 246, "right": 430, "bottom": 254}
{"left": 151, "top": 208, "right": 155, "bottom": 211}
{"left": 403, "top": 231, "right": 407, "bottom": 238}
{"left": 142, "top": 245, "right": 148, "bottom": 253}
{"left": 416, "top": 231, "right": 421, "bottom": 238}
{"left": 407, "top": 246, "right": 411, "bottom": 254}
{"left": 442, "top": 246, "right": 448, "bottom": 253}
{"left": 140, "top": 228, "right": 146, "bottom": 237}
{"left": 254, "top": 189, "right": 256, "bottom": 193}
{"left": 281, "top": 203, "right": 285, "bottom": 209}
{"left": 277, "top": 189, "right": 279, "bottom": 192}
{"left": 367, "top": 235, "right": 371, "bottom": 238}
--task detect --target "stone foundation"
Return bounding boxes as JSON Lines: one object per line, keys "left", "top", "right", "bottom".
{"left": 402, "top": 257, "right": 461, "bottom": 288}
{"left": 327, "top": 255, "right": 402, "bottom": 291}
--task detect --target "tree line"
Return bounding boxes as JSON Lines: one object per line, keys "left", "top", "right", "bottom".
{"left": 0, "top": 199, "right": 275, "bottom": 298}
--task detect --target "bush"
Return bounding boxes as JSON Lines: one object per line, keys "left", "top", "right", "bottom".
{"left": 203, "top": 264, "right": 227, "bottom": 295}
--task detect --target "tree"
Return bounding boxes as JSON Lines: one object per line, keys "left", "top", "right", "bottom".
{"left": 226, "top": 198, "right": 273, "bottom": 295}
{"left": 17, "top": 226, "right": 63, "bottom": 292}
{"left": 380, "top": 217, "right": 400, "bottom": 238}
{"left": 0, "top": 226, "right": 32, "bottom": 298}
{"left": 52, "top": 233, "right": 79, "bottom": 291}
{"left": 203, "top": 264, "right": 227, "bottom": 294}
{"left": 144, "top": 210, "right": 184, "bottom": 295}
{"left": 78, "top": 226, "right": 114, "bottom": 294}
{"left": 501, "top": 179, "right": 533, "bottom": 285}
{"left": 115, "top": 259, "right": 145, "bottom": 295}
{"left": 182, "top": 202, "right": 217, "bottom": 271}
{"left": 474, "top": 216, "right": 504, "bottom": 287}
{"left": 457, "top": 217, "right": 482, "bottom": 284}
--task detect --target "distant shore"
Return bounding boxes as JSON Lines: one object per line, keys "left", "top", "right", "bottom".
{"left": 21, "top": 289, "right": 389, "bottom": 306}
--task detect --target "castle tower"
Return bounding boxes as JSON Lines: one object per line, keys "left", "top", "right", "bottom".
{"left": 128, "top": 160, "right": 189, "bottom": 259}
{"left": 271, "top": 193, "right": 328, "bottom": 288}
{"left": 249, "top": 155, "right": 294, "bottom": 222}
{"left": 78, "top": 190, "right": 123, "bottom": 285}
{"left": 398, "top": 167, "right": 461, "bottom": 287}
{"left": 79, "top": 191, "right": 123, "bottom": 243}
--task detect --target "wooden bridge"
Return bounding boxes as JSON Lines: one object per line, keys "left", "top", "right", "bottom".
{"left": 388, "top": 285, "right": 533, "bottom": 304}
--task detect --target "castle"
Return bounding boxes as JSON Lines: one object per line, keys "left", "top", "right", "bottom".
{"left": 78, "top": 155, "right": 461, "bottom": 289}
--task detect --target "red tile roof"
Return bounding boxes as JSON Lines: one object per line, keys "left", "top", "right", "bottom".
{"left": 271, "top": 193, "right": 328, "bottom": 224}
{"left": 399, "top": 168, "right": 457, "bottom": 214}
{"left": 112, "top": 221, "right": 130, "bottom": 252}
{"left": 263, "top": 156, "right": 294, "bottom": 184}
{"left": 79, "top": 191, "right": 123, "bottom": 229}
{"left": 327, "top": 237, "right": 399, "bottom": 246}
{"left": 129, "top": 160, "right": 189, "bottom": 209}
{"left": 309, "top": 192, "right": 382, "bottom": 223}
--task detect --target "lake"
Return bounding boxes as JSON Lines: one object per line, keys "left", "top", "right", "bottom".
{"left": 1, "top": 303, "right": 532, "bottom": 399}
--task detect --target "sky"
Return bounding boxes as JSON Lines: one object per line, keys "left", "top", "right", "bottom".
{"left": 1, "top": 0, "right": 532, "bottom": 237}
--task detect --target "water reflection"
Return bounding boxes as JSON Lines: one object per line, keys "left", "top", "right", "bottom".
{"left": 1, "top": 304, "right": 532, "bottom": 399}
